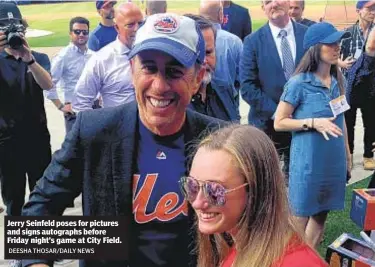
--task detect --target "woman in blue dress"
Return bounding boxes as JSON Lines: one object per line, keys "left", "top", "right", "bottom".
{"left": 274, "top": 22, "right": 351, "bottom": 249}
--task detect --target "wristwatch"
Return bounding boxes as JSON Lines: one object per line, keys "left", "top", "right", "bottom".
{"left": 302, "top": 119, "right": 309, "bottom": 131}
{"left": 26, "top": 57, "right": 35, "bottom": 66}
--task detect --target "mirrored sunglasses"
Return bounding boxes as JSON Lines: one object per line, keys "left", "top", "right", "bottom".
{"left": 72, "top": 29, "right": 89, "bottom": 36}
{"left": 179, "top": 176, "right": 248, "bottom": 206}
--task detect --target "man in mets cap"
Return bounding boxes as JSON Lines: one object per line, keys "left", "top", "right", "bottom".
{"left": 22, "top": 13, "right": 226, "bottom": 267}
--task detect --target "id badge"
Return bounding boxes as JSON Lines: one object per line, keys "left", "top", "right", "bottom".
{"left": 329, "top": 95, "right": 350, "bottom": 116}
{"left": 354, "top": 48, "right": 362, "bottom": 60}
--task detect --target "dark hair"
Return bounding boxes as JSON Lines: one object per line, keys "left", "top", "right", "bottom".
{"left": 69, "top": 17, "right": 90, "bottom": 32}
{"left": 300, "top": 0, "right": 305, "bottom": 10}
{"left": 293, "top": 44, "right": 345, "bottom": 95}
{"left": 183, "top": 13, "right": 217, "bottom": 41}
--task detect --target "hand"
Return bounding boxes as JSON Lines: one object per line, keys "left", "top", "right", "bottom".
{"left": 0, "top": 31, "right": 7, "bottom": 52}
{"left": 339, "top": 56, "right": 356, "bottom": 69}
{"left": 5, "top": 33, "right": 33, "bottom": 62}
{"left": 61, "top": 103, "right": 74, "bottom": 114}
{"left": 313, "top": 117, "right": 343, "bottom": 140}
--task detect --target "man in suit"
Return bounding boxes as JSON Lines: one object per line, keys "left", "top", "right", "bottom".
{"left": 289, "top": 0, "right": 316, "bottom": 27}
{"left": 221, "top": 0, "right": 252, "bottom": 41}
{"left": 21, "top": 13, "right": 224, "bottom": 267}
{"left": 200, "top": 0, "right": 243, "bottom": 109}
{"left": 240, "top": 0, "right": 307, "bottom": 177}
{"left": 185, "top": 14, "right": 240, "bottom": 121}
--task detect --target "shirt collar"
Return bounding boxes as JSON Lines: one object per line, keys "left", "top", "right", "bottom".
{"left": 269, "top": 19, "right": 294, "bottom": 39}
{"left": 213, "top": 23, "right": 222, "bottom": 30}
{"left": 69, "top": 43, "right": 90, "bottom": 55}
{"left": 301, "top": 72, "right": 337, "bottom": 89}
{"left": 114, "top": 37, "right": 130, "bottom": 55}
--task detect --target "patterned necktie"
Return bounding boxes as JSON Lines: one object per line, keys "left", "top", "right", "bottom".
{"left": 279, "top": 29, "right": 294, "bottom": 80}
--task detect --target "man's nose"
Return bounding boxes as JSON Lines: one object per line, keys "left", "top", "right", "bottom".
{"left": 152, "top": 72, "right": 170, "bottom": 92}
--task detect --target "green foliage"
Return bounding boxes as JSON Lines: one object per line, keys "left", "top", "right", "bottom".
{"left": 318, "top": 176, "right": 372, "bottom": 257}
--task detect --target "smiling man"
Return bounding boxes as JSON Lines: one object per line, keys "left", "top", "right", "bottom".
{"left": 22, "top": 13, "right": 225, "bottom": 267}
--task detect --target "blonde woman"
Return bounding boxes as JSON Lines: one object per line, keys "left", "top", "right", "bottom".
{"left": 180, "top": 125, "right": 327, "bottom": 267}
{"left": 274, "top": 22, "right": 351, "bottom": 249}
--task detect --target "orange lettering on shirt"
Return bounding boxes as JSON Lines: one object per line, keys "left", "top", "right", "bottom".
{"left": 133, "top": 174, "right": 188, "bottom": 224}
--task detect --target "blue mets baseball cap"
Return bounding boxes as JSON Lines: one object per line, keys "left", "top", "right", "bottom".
{"left": 128, "top": 13, "right": 206, "bottom": 68}
{"left": 303, "top": 22, "right": 351, "bottom": 50}
{"left": 96, "top": 0, "right": 117, "bottom": 10}
{"left": 356, "top": 0, "right": 375, "bottom": 9}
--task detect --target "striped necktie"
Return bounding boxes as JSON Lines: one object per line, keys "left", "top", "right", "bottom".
{"left": 279, "top": 29, "right": 294, "bottom": 80}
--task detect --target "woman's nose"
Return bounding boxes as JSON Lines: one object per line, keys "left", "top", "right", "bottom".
{"left": 191, "top": 189, "right": 210, "bottom": 210}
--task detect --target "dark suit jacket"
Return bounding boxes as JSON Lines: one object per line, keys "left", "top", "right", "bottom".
{"left": 222, "top": 2, "right": 252, "bottom": 41}
{"left": 22, "top": 101, "right": 226, "bottom": 267}
{"left": 240, "top": 21, "right": 307, "bottom": 129}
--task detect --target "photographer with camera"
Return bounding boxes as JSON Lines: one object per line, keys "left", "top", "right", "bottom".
{"left": 0, "top": 2, "right": 53, "bottom": 218}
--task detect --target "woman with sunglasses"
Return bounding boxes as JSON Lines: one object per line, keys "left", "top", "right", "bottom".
{"left": 274, "top": 22, "right": 351, "bottom": 249}
{"left": 180, "top": 125, "right": 327, "bottom": 267}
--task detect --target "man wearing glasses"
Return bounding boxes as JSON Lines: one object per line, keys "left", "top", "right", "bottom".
{"left": 73, "top": 2, "right": 143, "bottom": 112}
{"left": 88, "top": 0, "right": 118, "bottom": 52}
{"left": 45, "top": 17, "right": 93, "bottom": 134}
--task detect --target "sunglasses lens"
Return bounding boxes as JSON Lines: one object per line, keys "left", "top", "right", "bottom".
{"left": 73, "top": 30, "right": 89, "bottom": 36}
{"left": 184, "top": 177, "right": 199, "bottom": 201}
{"left": 205, "top": 182, "right": 226, "bottom": 206}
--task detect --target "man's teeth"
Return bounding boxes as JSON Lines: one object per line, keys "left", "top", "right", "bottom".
{"left": 200, "top": 212, "right": 218, "bottom": 220}
{"left": 149, "top": 98, "right": 172, "bottom": 108}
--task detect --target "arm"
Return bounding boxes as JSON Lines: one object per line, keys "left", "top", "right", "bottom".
{"left": 21, "top": 113, "right": 84, "bottom": 267}
{"left": 45, "top": 53, "right": 74, "bottom": 114}
{"left": 72, "top": 56, "right": 101, "bottom": 112}
{"left": 346, "top": 28, "right": 375, "bottom": 94}
{"left": 240, "top": 35, "right": 277, "bottom": 117}
{"left": 234, "top": 37, "right": 243, "bottom": 92}
{"left": 7, "top": 35, "right": 53, "bottom": 90}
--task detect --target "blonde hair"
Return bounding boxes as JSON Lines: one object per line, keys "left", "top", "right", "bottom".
{"left": 193, "top": 124, "right": 301, "bottom": 267}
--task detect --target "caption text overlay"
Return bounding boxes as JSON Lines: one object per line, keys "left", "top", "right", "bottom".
{"left": 5, "top": 216, "right": 129, "bottom": 260}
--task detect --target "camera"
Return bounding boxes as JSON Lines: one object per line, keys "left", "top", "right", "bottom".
{"left": 0, "top": 23, "right": 25, "bottom": 50}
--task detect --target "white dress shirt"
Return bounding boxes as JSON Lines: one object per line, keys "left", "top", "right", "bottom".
{"left": 72, "top": 37, "right": 135, "bottom": 112}
{"left": 269, "top": 19, "right": 297, "bottom": 65}
{"left": 45, "top": 43, "right": 93, "bottom": 103}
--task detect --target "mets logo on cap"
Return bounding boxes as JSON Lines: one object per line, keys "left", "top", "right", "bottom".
{"left": 153, "top": 15, "right": 179, "bottom": 34}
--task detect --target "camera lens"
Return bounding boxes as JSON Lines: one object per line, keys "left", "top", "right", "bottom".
{"left": 8, "top": 32, "right": 23, "bottom": 50}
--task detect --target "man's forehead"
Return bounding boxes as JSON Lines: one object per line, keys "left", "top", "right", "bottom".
{"left": 137, "top": 51, "right": 184, "bottom": 67}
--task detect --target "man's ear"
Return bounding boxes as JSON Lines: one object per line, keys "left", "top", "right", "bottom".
{"left": 114, "top": 23, "right": 120, "bottom": 34}
{"left": 192, "top": 64, "right": 205, "bottom": 95}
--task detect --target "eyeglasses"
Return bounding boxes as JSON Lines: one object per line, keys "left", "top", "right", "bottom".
{"left": 124, "top": 21, "right": 144, "bottom": 29}
{"left": 72, "top": 30, "right": 89, "bottom": 36}
{"left": 179, "top": 176, "right": 248, "bottom": 206}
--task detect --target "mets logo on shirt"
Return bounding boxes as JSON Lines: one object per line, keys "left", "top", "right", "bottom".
{"left": 133, "top": 173, "right": 188, "bottom": 224}
{"left": 153, "top": 15, "right": 179, "bottom": 34}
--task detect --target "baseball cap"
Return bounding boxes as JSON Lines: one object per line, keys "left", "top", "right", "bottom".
{"left": 96, "top": 0, "right": 117, "bottom": 10}
{"left": 356, "top": 0, "right": 375, "bottom": 9}
{"left": 303, "top": 22, "right": 351, "bottom": 50}
{"left": 128, "top": 13, "right": 205, "bottom": 68}
{"left": 0, "top": 2, "right": 22, "bottom": 22}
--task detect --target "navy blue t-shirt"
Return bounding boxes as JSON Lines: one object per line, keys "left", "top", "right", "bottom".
{"left": 222, "top": 7, "right": 232, "bottom": 32}
{"left": 88, "top": 23, "right": 118, "bottom": 52}
{"left": 132, "top": 120, "right": 189, "bottom": 267}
